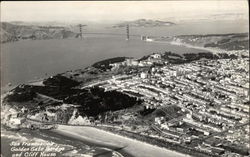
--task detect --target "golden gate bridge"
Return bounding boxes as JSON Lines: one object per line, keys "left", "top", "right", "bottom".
{"left": 78, "top": 24, "right": 141, "bottom": 40}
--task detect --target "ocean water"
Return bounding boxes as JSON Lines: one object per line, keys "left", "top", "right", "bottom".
{"left": 1, "top": 35, "right": 207, "bottom": 88}
{"left": 1, "top": 127, "right": 130, "bottom": 157}
{"left": 1, "top": 20, "right": 248, "bottom": 87}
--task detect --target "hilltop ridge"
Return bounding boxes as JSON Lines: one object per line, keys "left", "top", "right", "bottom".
{"left": 113, "top": 19, "right": 175, "bottom": 28}
{"left": 0, "top": 22, "right": 79, "bottom": 43}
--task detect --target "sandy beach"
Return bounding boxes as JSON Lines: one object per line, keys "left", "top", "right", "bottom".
{"left": 54, "top": 125, "right": 190, "bottom": 157}
{"left": 148, "top": 39, "right": 221, "bottom": 54}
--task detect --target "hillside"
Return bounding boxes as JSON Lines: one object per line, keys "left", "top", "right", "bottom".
{"left": 113, "top": 19, "right": 175, "bottom": 28}
{"left": 173, "top": 33, "right": 249, "bottom": 51}
{"left": 0, "top": 22, "right": 79, "bottom": 43}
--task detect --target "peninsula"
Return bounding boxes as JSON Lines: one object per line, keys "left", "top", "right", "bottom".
{"left": 1, "top": 33, "right": 249, "bottom": 157}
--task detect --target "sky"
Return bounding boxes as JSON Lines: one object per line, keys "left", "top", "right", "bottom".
{"left": 0, "top": 1, "right": 248, "bottom": 23}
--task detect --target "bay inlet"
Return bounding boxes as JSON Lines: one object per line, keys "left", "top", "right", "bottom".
{"left": 1, "top": 35, "right": 208, "bottom": 88}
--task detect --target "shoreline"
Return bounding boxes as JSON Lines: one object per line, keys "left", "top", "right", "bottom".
{"left": 1, "top": 125, "right": 132, "bottom": 157}
{"left": 147, "top": 39, "right": 222, "bottom": 54}
{"left": 53, "top": 125, "right": 190, "bottom": 157}
{"left": 97, "top": 125, "right": 215, "bottom": 157}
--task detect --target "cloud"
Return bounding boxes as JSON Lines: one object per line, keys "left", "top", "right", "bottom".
{"left": 1, "top": 1, "right": 248, "bottom": 22}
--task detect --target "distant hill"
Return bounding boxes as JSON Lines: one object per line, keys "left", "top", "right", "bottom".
{"left": 173, "top": 33, "right": 249, "bottom": 51}
{"left": 113, "top": 19, "right": 175, "bottom": 28}
{"left": 0, "top": 22, "right": 80, "bottom": 43}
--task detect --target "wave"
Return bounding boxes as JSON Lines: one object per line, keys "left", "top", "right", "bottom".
{"left": 94, "top": 147, "right": 125, "bottom": 157}
{"left": 1, "top": 131, "right": 29, "bottom": 141}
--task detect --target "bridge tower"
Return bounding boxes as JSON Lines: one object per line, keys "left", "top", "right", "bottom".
{"left": 126, "top": 24, "right": 129, "bottom": 40}
{"left": 79, "top": 24, "right": 83, "bottom": 39}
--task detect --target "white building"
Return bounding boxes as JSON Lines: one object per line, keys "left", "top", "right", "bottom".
{"left": 140, "top": 72, "right": 148, "bottom": 79}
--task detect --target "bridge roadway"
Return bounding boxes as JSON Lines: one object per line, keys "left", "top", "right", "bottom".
{"left": 83, "top": 32, "right": 141, "bottom": 37}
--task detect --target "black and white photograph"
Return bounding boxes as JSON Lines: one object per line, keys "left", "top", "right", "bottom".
{"left": 0, "top": 1, "right": 249, "bottom": 157}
